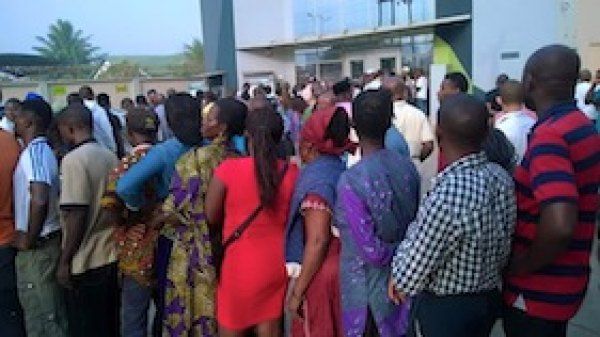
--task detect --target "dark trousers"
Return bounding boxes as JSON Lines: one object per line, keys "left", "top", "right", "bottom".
{"left": 408, "top": 290, "right": 501, "bottom": 337}
{"left": 65, "top": 263, "right": 119, "bottom": 337}
{"left": 153, "top": 235, "right": 173, "bottom": 337}
{"left": 0, "top": 246, "right": 25, "bottom": 337}
{"left": 502, "top": 305, "right": 567, "bottom": 337}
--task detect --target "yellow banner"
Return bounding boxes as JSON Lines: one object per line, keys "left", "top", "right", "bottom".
{"left": 51, "top": 85, "right": 67, "bottom": 97}
{"left": 115, "top": 83, "right": 128, "bottom": 93}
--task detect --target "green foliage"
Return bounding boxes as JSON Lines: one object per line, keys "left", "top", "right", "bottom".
{"left": 33, "top": 19, "right": 104, "bottom": 65}
{"left": 181, "top": 38, "right": 204, "bottom": 76}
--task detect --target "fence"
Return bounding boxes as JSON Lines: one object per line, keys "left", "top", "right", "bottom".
{"left": 0, "top": 77, "right": 208, "bottom": 110}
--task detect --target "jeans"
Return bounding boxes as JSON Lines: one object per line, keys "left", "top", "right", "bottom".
{"left": 15, "top": 234, "right": 68, "bottom": 337}
{"left": 408, "top": 290, "right": 501, "bottom": 337}
{"left": 502, "top": 305, "right": 567, "bottom": 337}
{"left": 0, "top": 246, "right": 25, "bottom": 337}
{"left": 122, "top": 276, "right": 160, "bottom": 337}
{"left": 65, "top": 263, "right": 119, "bottom": 337}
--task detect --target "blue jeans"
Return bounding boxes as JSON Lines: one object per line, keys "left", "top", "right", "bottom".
{"left": 121, "top": 276, "right": 155, "bottom": 337}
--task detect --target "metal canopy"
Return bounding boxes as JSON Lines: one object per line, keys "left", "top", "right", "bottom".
{"left": 237, "top": 14, "right": 471, "bottom": 51}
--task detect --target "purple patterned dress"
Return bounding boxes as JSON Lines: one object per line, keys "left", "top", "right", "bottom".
{"left": 335, "top": 149, "right": 419, "bottom": 337}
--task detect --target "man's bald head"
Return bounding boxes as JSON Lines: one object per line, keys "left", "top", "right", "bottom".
{"left": 523, "top": 45, "right": 580, "bottom": 104}
{"left": 438, "top": 93, "right": 489, "bottom": 150}
{"left": 382, "top": 76, "right": 408, "bottom": 101}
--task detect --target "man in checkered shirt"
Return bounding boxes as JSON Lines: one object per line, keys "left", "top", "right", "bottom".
{"left": 390, "top": 93, "right": 517, "bottom": 337}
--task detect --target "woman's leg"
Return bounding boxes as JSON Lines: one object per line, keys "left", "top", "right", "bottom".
{"left": 255, "top": 318, "right": 282, "bottom": 337}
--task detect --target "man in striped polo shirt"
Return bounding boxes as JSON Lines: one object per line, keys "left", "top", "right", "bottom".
{"left": 503, "top": 45, "right": 600, "bottom": 337}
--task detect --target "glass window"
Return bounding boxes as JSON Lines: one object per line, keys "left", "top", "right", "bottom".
{"left": 378, "top": 0, "right": 394, "bottom": 27}
{"left": 319, "top": 62, "right": 343, "bottom": 82}
{"left": 380, "top": 57, "right": 397, "bottom": 73}
{"left": 350, "top": 60, "right": 364, "bottom": 79}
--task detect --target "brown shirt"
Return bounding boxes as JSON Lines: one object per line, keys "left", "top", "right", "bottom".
{"left": 60, "top": 142, "right": 118, "bottom": 275}
{"left": 0, "top": 131, "right": 20, "bottom": 246}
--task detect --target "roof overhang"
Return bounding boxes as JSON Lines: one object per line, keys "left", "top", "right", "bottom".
{"left": 237, "top": 14, "right": 471, "bottom": 51}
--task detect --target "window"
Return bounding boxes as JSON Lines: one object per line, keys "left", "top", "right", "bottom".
{"left": 350, "top": 60, "right": 364, "bottom": 79}
{"left": 377, "top": 0, "right": 395, "bottom": 27}
{"left": 319, "top": 62, "right": 343, "bottom": 82}
{"left": 380, "top": 57, "right": 397, "bottom": 73}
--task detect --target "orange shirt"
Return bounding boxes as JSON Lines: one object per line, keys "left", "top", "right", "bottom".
{"left": 0, "top": 131, "right": 21, "bottom": 246}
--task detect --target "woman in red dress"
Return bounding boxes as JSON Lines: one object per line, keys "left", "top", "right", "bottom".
{"left": 206, "top": 108, "right": 299, "bottom": 337}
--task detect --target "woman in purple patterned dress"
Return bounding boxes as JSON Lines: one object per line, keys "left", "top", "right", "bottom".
{"left": 335, "top": 91, "right": 420, "bottom": 337}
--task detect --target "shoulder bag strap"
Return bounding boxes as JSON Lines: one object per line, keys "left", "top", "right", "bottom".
{"left": 221, "top": 161, "right": 290, "bottom": 250}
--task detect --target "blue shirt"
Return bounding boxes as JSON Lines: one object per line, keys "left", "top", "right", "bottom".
{"left": 116, "top": 138, "right": 190, "bottom": 209}
{"left": 385, "top": 127, "right": 410, "bottom": 157}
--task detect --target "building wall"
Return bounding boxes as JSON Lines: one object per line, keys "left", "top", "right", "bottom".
{"left": 471, "top": 0, "right": 573, "bottom": 92}
{"left": 232, "top": 0, "right": 293, "bottom": 49}
{"left": 575, "top": 0, "right": 600, "bottom": 71}
{"left": 236, "top": 49, "right": 295, "bottom": 85}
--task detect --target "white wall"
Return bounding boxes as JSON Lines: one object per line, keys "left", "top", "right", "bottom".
{"left": 236, "top": 49, "right": 296, "bottom": 85}
{"left": 472, "top": 0, "right": 574, "bottom": 91}
{"left": 575, "top": 0, "right": 600, "bottom": 71}
{"left": 233, "top": 0, "right": 294, "bottom": 49}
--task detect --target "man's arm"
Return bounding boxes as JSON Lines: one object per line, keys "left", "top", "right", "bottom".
{"left": 116, "top": 147, "right": 164, "bottom": 209}
{"left": 57, "top": 206, "right": 88, "bottom": 288}
{"left": 21, "top": 183, "right": 50, "bottom": 249}
{"left": 584, "top": 81, "right": 598, "bottom": 105}
{"left": 420, "top": 141, "right": 434, "bottom": 161}
{"left": 339, "top": 184, "right": 397, "bottom": 266}
{"left": 391, "top": 188, "right": 462, "bottom": 295}
{"left": 509, "top": 130, "right": 578, "bottom": 275}
{"left": 509, "top": 203, "right": 577, "bottom": 275}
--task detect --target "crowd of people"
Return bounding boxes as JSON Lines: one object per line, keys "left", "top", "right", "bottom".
{"left": 0, "top": 44, "right": 598, "bottom": 337}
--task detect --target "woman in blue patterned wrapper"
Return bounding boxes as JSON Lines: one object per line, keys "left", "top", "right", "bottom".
{"left": 285, "top": 106, "right": 354, "bottom": 337}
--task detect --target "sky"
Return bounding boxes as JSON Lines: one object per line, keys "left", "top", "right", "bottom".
{"left": 0, "top": 0, "right": 203, "bottom": 56}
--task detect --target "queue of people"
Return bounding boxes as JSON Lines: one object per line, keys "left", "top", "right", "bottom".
{"left": 0, "top": 44, "right": 598, "bottom": 337}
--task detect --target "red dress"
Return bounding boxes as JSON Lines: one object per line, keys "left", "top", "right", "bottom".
{"left": 214, "top": 157, "right": 299, "bottom": 330}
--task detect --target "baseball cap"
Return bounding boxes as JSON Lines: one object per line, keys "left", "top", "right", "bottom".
{"left": 126, "top": 108, "right": 159, "bottom": 134}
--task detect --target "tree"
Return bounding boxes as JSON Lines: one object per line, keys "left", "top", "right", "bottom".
{"left": 181, "top": 38, "right": 204, "bottom": 75}
{"left": 33, "top": 19, "right": 103, "bottom": 65}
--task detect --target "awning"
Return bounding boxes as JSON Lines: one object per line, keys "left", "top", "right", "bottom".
{"left": 237, "top": 14, "right": 471, "bottom": 51}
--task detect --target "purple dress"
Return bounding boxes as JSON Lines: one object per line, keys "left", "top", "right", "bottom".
{"left": 335, "top": 149, "right": 419, "bottom": 337}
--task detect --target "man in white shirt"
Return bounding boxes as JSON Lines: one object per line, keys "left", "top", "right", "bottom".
{"left": 574, "top": 69, "right": 598, "bottom": 122}
{"left": 147, "top": 89, "right": 173, "bottom": 141}
{"left": 384, "top": 76, "right": 434, "bottom": 163}
{"left": 78, "top": 86, "right": 116, "bottom": 153}
{"left": 495, "top": 80, "right": 536, "bottom": 164}
{"left": 12, "top": 99, "right": 68, "bottom": 337}
{"left": 414, "top": 68, "right": 429, "bottom": 115}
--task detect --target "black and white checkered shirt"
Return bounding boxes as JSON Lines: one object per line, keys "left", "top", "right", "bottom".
{"left": 391, "top": 152, "right": 516, "bottom": 295}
